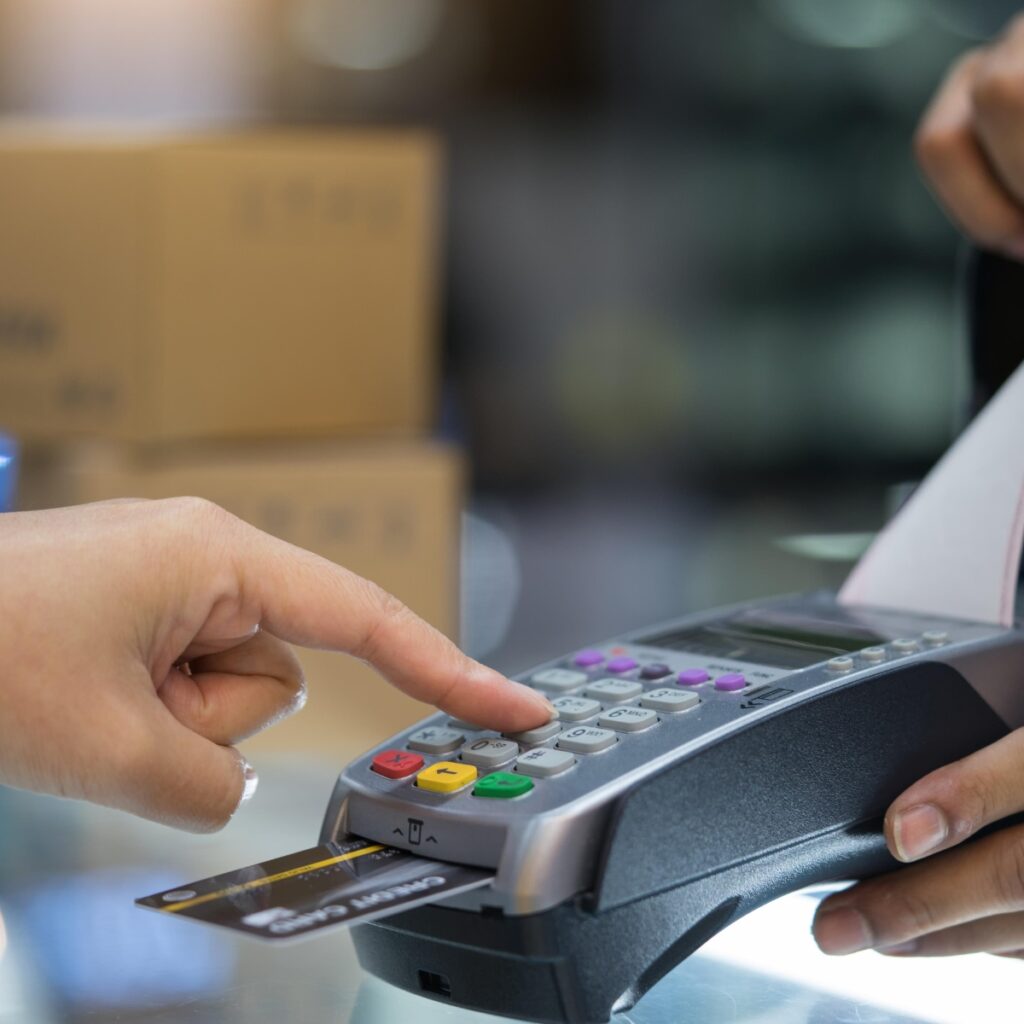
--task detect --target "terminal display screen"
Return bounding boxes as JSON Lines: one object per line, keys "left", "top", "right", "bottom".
{"left": 642, "top": 609, "right": 888, "bottom": 669}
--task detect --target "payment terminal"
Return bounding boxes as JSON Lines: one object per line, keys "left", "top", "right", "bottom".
{"left": 323, "top": 594, "right": 1024, "bottom": 1023}
{"left": 319, "top": 256, "right": 1024, "bottom": 1023}
{"left": 140, "top": 251, "right": 1024, "bottom": 1024}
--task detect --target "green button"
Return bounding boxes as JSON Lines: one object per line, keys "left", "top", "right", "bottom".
{"left": 473, "top": 771, "right": 534, "bottom": 799}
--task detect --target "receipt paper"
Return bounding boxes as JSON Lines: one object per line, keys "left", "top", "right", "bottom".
{"left": 840, "top": 361, "right": 1024, "bottom": 626}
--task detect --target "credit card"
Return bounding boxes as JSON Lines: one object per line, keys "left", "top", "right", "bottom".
{"left": 136, "top": 834, "right": 493, "bottom": 942}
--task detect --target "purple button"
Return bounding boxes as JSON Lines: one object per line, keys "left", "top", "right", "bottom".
{"left": 640, "top": 663, "right": 672, "bottom": 680}
{"left": 606, "top": 656, "right": 638, "bottom": 673}
{"left": 677, "top": 668, "right": 710, "bottom": 686}
{"left": 714, "top": 672, "right": 746, "bottom": 692}
{"left": 573, "top": 649, "right": 605, "bottom": 668}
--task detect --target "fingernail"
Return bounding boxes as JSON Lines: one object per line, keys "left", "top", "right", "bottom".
{"left": 532, "top": 695, "right": 558, "bottom": 721}
{"left": 232, "top": 755, "right": 259, "bottom": 816}
{"left": 892, "top": 803, "right": 948, "bottom": 861}
{"left": 814, "top": 907, "right": 873, "bottom": 955}
{"left": 518, "top": 683, "right": 555, "bottom": 716}
{"left": 880, "top": 940, "right": 918, "bottom": 955}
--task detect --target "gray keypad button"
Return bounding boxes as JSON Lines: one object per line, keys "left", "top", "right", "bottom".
{"left": 922, "top": 630, "right": 948, "bottom": 646}
{"left": 598, "top": 706, "right": 659, "bottom": 732}
{"left": 531, "top": 668, "right": 588, "bottom": 692}
{"left": 557, "top": 726, "right": 617, "bottom": 754}
{"left": 584, "top": 678, "right": 643, "bottom": 702}
{"left": 460, "top": 737, "right": 519, "bottom": 768}
{"left": 640, "top": 688, "right": 699, "bottom": 713}
{"left": 407, "top": 727, "right": 465, "bottom": 754}
{"left": 504, "top": 720, "right": 562, "bottom": 745}
{"left": 550, "top": 696, "right": 601, "bottom": 722}
{"left": 516, "top": 747, "right": 575, "bottom": 778}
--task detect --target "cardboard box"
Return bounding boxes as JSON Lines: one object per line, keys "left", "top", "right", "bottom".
{"left": 0, "top": 125, "right": 440, "bottom": 442}
{"left": 18, "top": 440, "right": 462, "bottom": 754}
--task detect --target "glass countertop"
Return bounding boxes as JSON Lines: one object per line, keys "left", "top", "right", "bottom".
{"left": 1, "top": 753, "right": 1020, "bottom": 1024}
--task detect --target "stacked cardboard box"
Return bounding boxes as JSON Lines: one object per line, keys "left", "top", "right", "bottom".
{"left": 1, "top": 125, "right": 459, "bottom": 754}
{"left": 0, "top": 125, "right": 439, "bottom": 442}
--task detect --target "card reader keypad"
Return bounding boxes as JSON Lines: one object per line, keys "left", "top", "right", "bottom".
{"left": 376, "top": 636, "right": 810, "bottom": 806}
{"left": 367, "top": 616, "right": 776, "bottom": 789}
{"left": 380, "top": 661, "right": 695, "bottom": 799}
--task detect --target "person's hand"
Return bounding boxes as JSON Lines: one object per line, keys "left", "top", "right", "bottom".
{"left": 813, "top": 731, "right": 1024, "bottom": 957}
{"left": 915, "top": 14, "right": 1024, "bottom": 260}
{"left": 0, "top": 498, "right": 553, "bottom": 833}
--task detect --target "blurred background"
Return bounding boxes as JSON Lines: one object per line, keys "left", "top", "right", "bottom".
{"left": 1, "top": 1, "right": 1022, "bottom": 1020}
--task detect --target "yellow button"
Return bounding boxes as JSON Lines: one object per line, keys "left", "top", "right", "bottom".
{"left": 416, "top": 761, "right": 477, "bottom": 793}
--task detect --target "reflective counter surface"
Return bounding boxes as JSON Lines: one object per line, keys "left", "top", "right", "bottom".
{"left": 1, "top": 755, "right": 1020, "bottom": 1024}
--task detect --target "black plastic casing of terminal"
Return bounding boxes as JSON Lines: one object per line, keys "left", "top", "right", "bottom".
{"left": 348, "top": 662, "right": 1009, "bottom": 1024}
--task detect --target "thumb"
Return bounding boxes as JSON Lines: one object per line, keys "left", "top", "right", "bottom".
{"left": 119, "top": 698, "right": 257, "bottom": 832}
{"left": 884, "top": 729, "right": 1024, "bottom": 863}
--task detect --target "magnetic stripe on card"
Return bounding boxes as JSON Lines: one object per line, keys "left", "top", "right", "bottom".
{"left": 158, "top": 844, "right": 387, "bottom": 913}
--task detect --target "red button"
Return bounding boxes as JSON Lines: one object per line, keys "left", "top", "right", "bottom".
{"left": 371, "top": 749, "right": 424, "bottom": 779}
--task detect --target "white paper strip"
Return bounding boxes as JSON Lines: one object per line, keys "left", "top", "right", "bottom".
{"left": 839, "top": 361, "right": 1024, "bottom": 626}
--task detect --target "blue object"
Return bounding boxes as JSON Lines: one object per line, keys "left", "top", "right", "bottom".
{"left": 0, "top": 433, "right": 17, "bottom": 512}
{"left": 16, "top": 868, "right": 235, "bottom": 1009}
